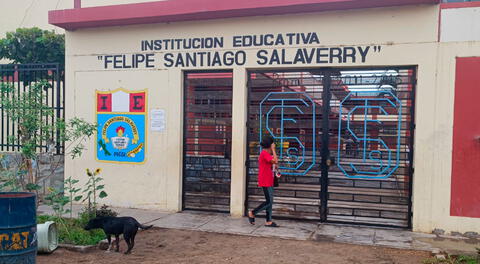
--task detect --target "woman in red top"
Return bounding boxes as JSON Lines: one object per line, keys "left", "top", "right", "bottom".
{"left": 248, "top": 136, "right": 279, "bottom": 227}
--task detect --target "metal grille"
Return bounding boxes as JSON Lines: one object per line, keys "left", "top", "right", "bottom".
{"left": 247, "top": 71, "right": 324, "bottom": 220}
{"left": 0, "top": 64, "right": 65, "bottom": 154}
{"left": 246, "top": 68, "right": 416, "bottom": 228}
{"left": 183, "top": 72, "right": 233, "bottom": 212}
{"left": 327, "top": 69, "right": 415, "bottom": 227}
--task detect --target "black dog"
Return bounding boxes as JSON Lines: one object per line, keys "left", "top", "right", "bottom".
{"left": 84, "top": 216, "right": 153, "bottom": 254}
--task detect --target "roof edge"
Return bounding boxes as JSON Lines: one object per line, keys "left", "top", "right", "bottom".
{"left": 49, "top": 0, "right": 440, "bottom": 30}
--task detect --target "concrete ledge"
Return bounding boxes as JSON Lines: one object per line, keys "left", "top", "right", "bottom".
{"left": 59, "top": 244, "right": 96, "bottom": 253}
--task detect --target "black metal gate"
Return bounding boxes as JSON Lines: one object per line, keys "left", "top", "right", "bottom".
{"left": 246, "top": 68, "right": 416, "bottom": 228}
{"left": 0, "top": 63, "right": 65, "bottom": 154}
{"left": 183, "top": 71, "right": 233, "bottom": 212}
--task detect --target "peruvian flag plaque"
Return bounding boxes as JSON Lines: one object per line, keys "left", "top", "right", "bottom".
{"left": 96, "top": 89, "right": 147, "bottom": 164}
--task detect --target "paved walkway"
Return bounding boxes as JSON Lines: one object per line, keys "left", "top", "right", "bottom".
{"left": 38, "top": 205, "right": 480, "bottom": 255}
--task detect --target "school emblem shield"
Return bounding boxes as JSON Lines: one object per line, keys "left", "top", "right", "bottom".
{"left": 96, "top": 89, "right": 147, "bottom": 164}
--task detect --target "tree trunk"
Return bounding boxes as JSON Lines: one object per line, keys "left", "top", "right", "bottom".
{"left": 26, "top": 158, "right": 34, "bottom": 185}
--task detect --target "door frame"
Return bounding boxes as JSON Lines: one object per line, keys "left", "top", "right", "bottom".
{"left": 181, "top": 69, "right": 234, "bottom": 212}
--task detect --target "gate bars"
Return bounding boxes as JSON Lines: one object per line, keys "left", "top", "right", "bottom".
{"left": 246, "top": 68, "right": 416, "bottom": 228}
{"left": 183, "top": 71, "right": 233, "bottom": 212}
{"left": 0, "top": 64, "right": 65, "bottom": 154}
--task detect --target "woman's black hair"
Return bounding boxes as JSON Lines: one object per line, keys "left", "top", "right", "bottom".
{"left": 260, "top": 136, "right": 274, "bottom": 149}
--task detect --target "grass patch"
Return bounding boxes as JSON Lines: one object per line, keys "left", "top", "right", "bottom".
{"left": 423, "top": 255, "right": 479, "bottom": 264}
{"left": 38, "top": 215, "right": 105, "bottom": 246}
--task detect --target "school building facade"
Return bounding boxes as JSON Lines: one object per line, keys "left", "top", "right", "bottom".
{"left": 49, "top": 0, "right": 480, "bottom": 234}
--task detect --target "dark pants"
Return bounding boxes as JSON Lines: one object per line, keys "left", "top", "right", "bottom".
{"left": 252, "top": 187, "right": 274, "bottom": 222}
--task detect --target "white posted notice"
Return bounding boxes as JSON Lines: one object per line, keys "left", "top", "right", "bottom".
{"left": 150, "top": 109, "right": 166, "bottom": 132}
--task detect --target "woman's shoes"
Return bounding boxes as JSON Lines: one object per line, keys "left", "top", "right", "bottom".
{"left": 248, "top": 211, "right": 255, "bottom": 225}
{"left": 265, "top": 222, "right": 278, "bottom": 227}
{"left": 247, "top": 211, "right": 279, "bottom": 227}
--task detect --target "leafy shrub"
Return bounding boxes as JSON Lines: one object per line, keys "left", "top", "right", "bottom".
{"left": 0, "top": 27, "right": 64, "bottom": 66}
{"left": 37, "top": 215, "right": 105, "bottom": 246}
{"left": 95, "top": 205, "right": 118, "bottom": 218}
{"left": 423, "top": 254, "right": 478, "bottom": 264}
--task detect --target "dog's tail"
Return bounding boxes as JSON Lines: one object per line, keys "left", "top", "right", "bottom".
{"left": 134, "top": 219, "right": 153, "bottom": 230}
{"left": 139, "top": 224, "right": 153, "bottom": 230}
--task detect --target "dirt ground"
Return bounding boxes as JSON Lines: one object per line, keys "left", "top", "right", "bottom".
{"left": 37, "top": 228, "right": 430, "bottom": 264}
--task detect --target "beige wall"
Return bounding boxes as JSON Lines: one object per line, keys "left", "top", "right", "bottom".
{"left": 64, "top": 4, "right": 480, "bottom": 233}
{"left": 413, "top": 41, "right": 480, "bottom": 233}
{"left": 71, "top": 69, "right": 182, "bottom": 210}
{"left": 0, "top": 0, "right": 162, "bottom": 37}
{"left": 440, "top": 7, "right": 480, "bottom": 42}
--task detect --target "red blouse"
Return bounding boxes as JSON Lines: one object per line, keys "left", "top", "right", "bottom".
{"left": 258, "top": 150, "right": 274, "bottom": 187}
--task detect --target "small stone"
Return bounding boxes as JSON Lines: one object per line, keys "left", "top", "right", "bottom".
{"left": 435, "top": 254, "right": 446, "bottom": 260}
{"left": 431, "top": 249, "right": 440, "bottom": 255}
{"left": 432, "top": 229, "right": 445, "bottom": 235}
{"left": 451, "top": 232, "right": 462, "bottom": 237}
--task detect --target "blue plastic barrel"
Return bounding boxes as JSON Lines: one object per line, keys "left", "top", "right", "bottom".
{"left": 0, "top": 192, "right": 37, "bottom": 264}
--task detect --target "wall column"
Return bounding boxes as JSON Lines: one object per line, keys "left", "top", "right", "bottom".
{"left": 230, "top": 68, "right": 248, "bottom": 217}
{"left": 166, "top": 68, "right": 184, "bottom": 212}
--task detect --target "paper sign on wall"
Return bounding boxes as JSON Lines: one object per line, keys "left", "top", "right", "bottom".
{"left": 150, "top": 109, "right": 165, "bottom": 132}
{"left": 96, "top": 89, "right": 147, "bottom": 164}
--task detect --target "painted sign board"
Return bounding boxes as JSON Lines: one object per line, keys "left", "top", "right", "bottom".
{"left": 96, "top": 89, "right": 147, "bottom": 164}
{"left": 94, "top": 32, "right": 383, "bottom": 70}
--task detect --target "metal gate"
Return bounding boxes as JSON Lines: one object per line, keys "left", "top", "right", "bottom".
{"left": 0, "top": 63, "right": 65, "bottom": 154}
{"left": 183, "top": 71, "right": 233, "bottom": 212}
{"left": 246, "top": 68, "right": 416, "bottom": 228}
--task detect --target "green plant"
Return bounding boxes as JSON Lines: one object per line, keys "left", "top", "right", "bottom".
{"left": 0, "top": 171, "right": 22, "bottom": 191}
{"left": 0, "top": 81, "right": 55, "bottom": 188}
{"left": 95, "top": 204, "right": 118, "bottom": 218}
{"left": 0, "top": 154, "right": 22, "bottom": 191}
{"left": 43, "top": 187, "right": 70, "bottom": 234}
{"left": 0, "top": 27, "right": 64, "bottom": 66}
{"left": 78, "top": 206, "right": 96, "bottom": 225}
{"left": 423, "top": 254, "right": 479, "bottom": 264}
{"left": 456, "top": 255, "right": 478, "bottom": 264}
{"left": 82, "top": 168, "right": 108, "bottom": 216}
{"left": 37, "top": 215, "right": 105, "bottom": 246}
{"left": 64, "top": 176, "right": 83, "bottom": 219}
{"left": 61, "top": 118, "right": 97, "bottom": 159}
{"left": 0, "top": 81, "right": 96, "bottom": 194}
{"left": 77, "top": 204, "right": 118, "bottom": 225}
{"left": 44, "top": 187, "right": 69, "bottom": 219}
